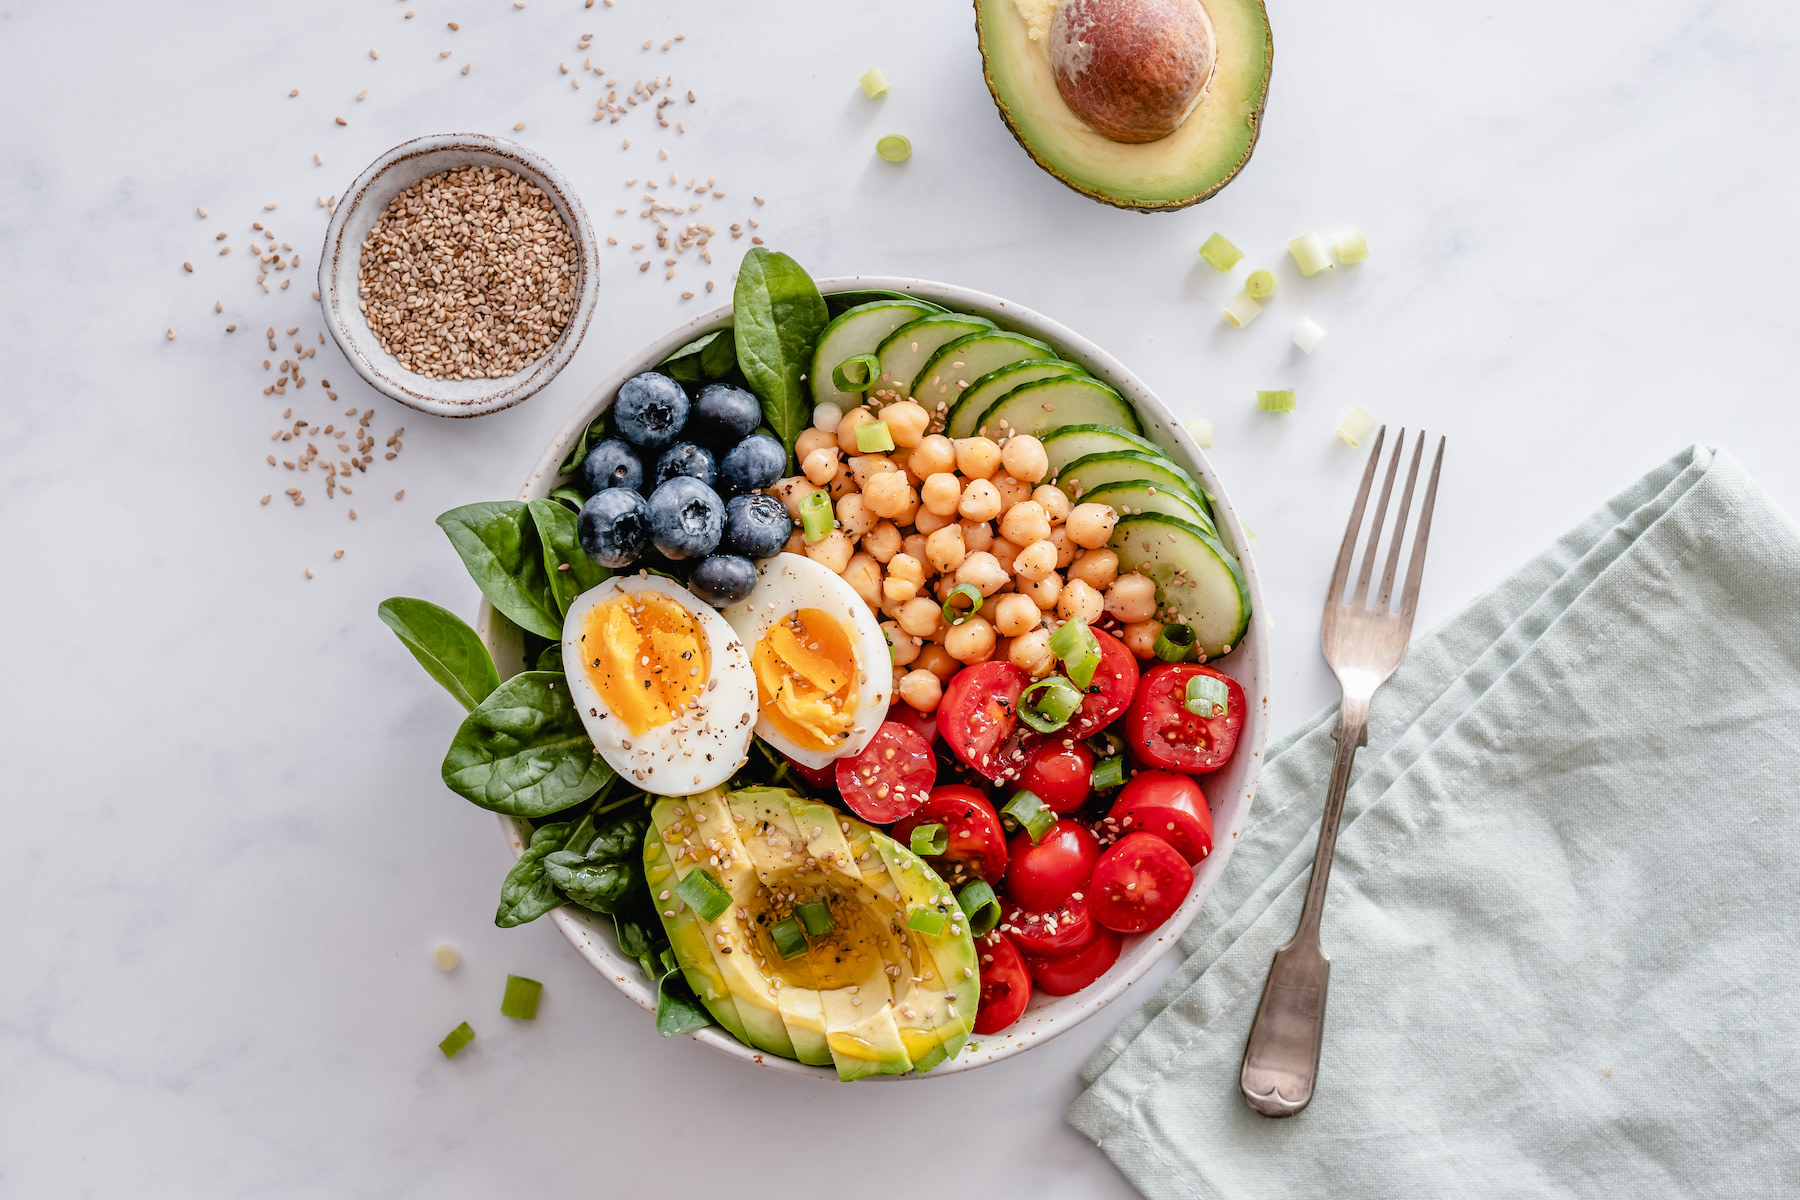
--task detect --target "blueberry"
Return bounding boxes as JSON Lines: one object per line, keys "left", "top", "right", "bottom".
{"left": 577, "top": 488, "right": 652, "bottom": 568}
{"left": 654, "top": 441, "right": 717, "bottom": 490}
{"left": 646, "top": 476, "right": 724, "bottom": 560}
{"left": 613, "top": 372, "right": 690, "bottom": 450}
{"left": 721, "top": 493, "right": 793, "bottom": 559}
{"left": 717, "top": 434, "right": 786, "bottom": 497}
{"left": 689, "top": 554, "right": 758, "bottom": 607}
{"left": 690, "top": 384, "right": 763, "bottom": 447}
{"left": 577, "top": 438, "right": 645, "bottom": 494}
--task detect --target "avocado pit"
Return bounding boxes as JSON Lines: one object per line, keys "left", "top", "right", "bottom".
{"left": 1050, "top": 0, "right": 1216, "bottom": 144}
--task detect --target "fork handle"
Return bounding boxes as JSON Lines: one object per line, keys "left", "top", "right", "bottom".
{"left": 1296, "top": 698, "right": 1369, "bottom": 943}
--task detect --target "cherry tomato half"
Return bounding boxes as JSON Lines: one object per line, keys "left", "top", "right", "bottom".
{"left": 1001, "top": 893, "right": 1097, "bottom": 957}
{"left": 1064, "top": 628, "right": 1139, "bottom": 739}
{"left": 1088, "top": 832, "right": 1194, "bottom": 934}
{"left": 1106, "top": 770, "right": 1214, "bottom": 865}
{"left": 836, "top": 721, "right": 935, "bottom": 824}
{"left": 1019, "top": 738, "right": 1094, "bottom": 815}
{"left": 886, "top": 701, "right": 940, "bottom": 751}
{"left": 1003, "top": 818, "right": 1099, "bottom": 912}
{"left": 1024, "top": 927, "right": 1122, "bottom": 996}
{"left": 783, "top": 754, "right": 837, "bottom": 794}
{"left": 1125, "top": 662, "right": 1246, "bottom": 775}
{"left": 973, "top": 931, "right": 1032, "bottom": 1035}
{"left": 891, "top": 785, "right": 1008, "bottom": 887}
{"left": 939, "top": 661, "right": 1032, "bottom": 784}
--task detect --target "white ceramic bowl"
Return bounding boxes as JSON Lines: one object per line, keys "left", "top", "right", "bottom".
{"left": 478, "top": 277, "right": 1270, "bottom": 1078}
{"left": 317, "top": 133, "right": 600, "bottom": 419}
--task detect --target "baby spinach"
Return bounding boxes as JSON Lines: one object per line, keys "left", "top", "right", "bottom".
{"left": 437, "top": 502, "right": 562, "bottom": 639}
{"left": 660, "top": 328, "right": 738, "bottom": 384}
{"left": 441, "top": 671, "right": 613, "bottom": 817}
{"left": 549, "top": 485, "right": 587, "bottom": 512}
{"left": 377, "top": 597, "right": 500, "bottom": 712}
{"left": 495, "top": 820, "right": 575, "bottom": 928}
{"left": 533, "top": 643, "right": 564, "bottom": 673}
{"left": 544, "top": 807, "right": 650, "bottom": 914}
{"left": 528, "top": 497, "right": 608, "bottom": 617}
{"left": 656, "top": 965, "right": 713, "bottom": 1037}
{"left": 557, "top": 406, "right": 617, "bottom": 477}
{"left": 733, "top": 248, "right": 827, "bottom": 468}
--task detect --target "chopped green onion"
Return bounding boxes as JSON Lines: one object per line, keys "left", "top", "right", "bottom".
{"left": 1333, "top": 229, "right": 1370, "bottom": 263}
{"left": 941, "top": 582, "right": 984, "bottom": 627}
{"left": 854, "top": 419, "right": 896, "bottom": 453}
{"left": 1185, "top": 673, "right": 1230, "bottom": 719}
{"left": 1088, "top": 729, "right": 1125, "bottom": 760}
{"left": 500, "top": 975, "right": 543, "bottom": 1020}
{"left": 1337, "top": 405, "right": 1378, "bottom": 447}
{"left": 956, "top": 881, "right": 1002, "bottom": 936}
{"left": 1257, "top": 389, "right": 1296, "bottom": 413}
{"left": 1292, "top": 317, "right": 1327, "bottom": 355}
{"left": 797, "top": 901, "right": 834, "bottom": 936}
{"left": 876, "top": 134, "right": 911, "bottom": 163}
{"left": 859, "top": 68, "right": 890, "bottom": 99}
{"left": 1244, "top": 268, "right": 1277, "bottom": 300}
{"left": 813, "top": 401, "right": 844, "bottom": 431}
{"left": 1090, "top": 756, "right": 1127, "bottom": 791}
{"left": 1287, "top": 232, "right": 1334, "bottom": 277}
{"left": 1018, "top": 676, "right": 1082, "bottom": 733}
{"left": 798, "top": 489, "right": 834, "bottom": 542}
{"left": 1198, "top": 232, "right": 1243, "bottom": 272}
{"left": 674, "top": 868, "right": 733, "bottom": 922}
{"left": 770, "top": 916, "right": 808, "bottom": 959}
{"left": 1153, "top": 623, "right": 1197, "bottom": 662}
{"left": 1001, "top": 790, "right": 1057, "bottom": 844}
{"left": 438, "top": 1021, "right": 476, "bottom": 1058}
{"left": 1222, "top": 292, "right": 1263, "bottom": 328}
{"left": 1048, "top": 618, "right": 1101, "bottom": 689}
{"left": 907, "top": 906, "right": 947, "bottom": 936}
{"left": 1241, "top": 519, "right": 1259, "bottom": 546}
{"left": 831, "top": 354, "right": 880, "bottom": 393}
{"left": 909, "top": 823, "right": 948, "bottom": 856}
{"left": 1183, "top": 417, "right": 1214, "bottom": 449}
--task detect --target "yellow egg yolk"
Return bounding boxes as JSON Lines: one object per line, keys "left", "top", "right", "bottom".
{"left": 578, "top": 591, "right": 710, "bottom": 736}
{"left": 752, "top": 608, "right": 858, "bottom": 753}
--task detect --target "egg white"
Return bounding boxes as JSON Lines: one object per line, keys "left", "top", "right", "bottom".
{"left": 722, "top": 552, "right": 892, "bottom": 770}
{"left": 561, "top": 574, "right": 758, "bottom": 796}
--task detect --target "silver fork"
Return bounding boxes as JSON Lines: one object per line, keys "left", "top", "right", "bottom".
{"left": 1238, "top": 426, "right": 1446, "bottom": 1118}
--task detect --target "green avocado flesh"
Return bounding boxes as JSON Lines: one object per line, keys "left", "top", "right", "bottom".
{"left": 646, "top": 786, "right": 977, "bottom": 1080}
{"left": 975, "top": 0, "right": 1273, "bottom": 211}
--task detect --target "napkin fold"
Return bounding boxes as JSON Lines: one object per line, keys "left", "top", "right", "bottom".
{"left": 1069, "top": 445, "right": 1800, "bottom": 1199}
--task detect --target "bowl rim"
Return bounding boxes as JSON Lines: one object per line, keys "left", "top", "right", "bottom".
{"left": 478, "top": 275, "right": 1271, "bottom": 1079}
{"left": 316, "top": 132, "right": 601, "bottom": 420}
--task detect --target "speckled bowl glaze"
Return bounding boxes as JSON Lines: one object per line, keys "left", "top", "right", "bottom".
{"left": 477, "top": 278, "right": 1270, "bottom": 1079}
{"left": 317, "top": 133, "right": 600, "bottom": 419}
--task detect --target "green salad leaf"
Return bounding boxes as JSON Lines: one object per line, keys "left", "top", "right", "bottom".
{"left": 495, "top": 820, "right": 575, "bottom": 928}
{"left": 660, "top": 329, "right": 738, "bottom": 384}
{"left": 549, "top": 485, "right": 587, "bottom": 512}
{"left": 733, "top": 248, "right": 827, "bottom": 468}
{"left": 377, "top": 597, "right": 500, "bottom": 712}
{"left": 655, "top": 968, "right": 713, "bottom": 1036}
{"left": 437, "top": 502, "right": 562, "bottom": 639}
{"left": 441, "top": 671, "right": 613, "bottom": 817}
{"left": 544, "top": 807, "right": 650, "bottom": 913}
{"left": 528, "top": 497, "right": 609, "bottom": 617}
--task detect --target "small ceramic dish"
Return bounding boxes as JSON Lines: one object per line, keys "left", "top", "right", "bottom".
{"left": 316, "top": 133, "right": 600, "bottom": 419}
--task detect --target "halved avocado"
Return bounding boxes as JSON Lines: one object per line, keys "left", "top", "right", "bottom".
{"left": 974, "top": 0, "right": 1273, "bottom": 211}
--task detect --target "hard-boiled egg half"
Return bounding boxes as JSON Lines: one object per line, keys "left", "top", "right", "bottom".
{"left": 562, "top": 574, "right": 757, "bottom": 796}
{"left": 723, "top": 553, "right": 891, "bottom": 770}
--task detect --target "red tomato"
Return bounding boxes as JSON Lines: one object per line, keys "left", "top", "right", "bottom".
{"left": 783, "top": 755, "right": 837, "bottom": 793}
{"left": 1106, "top": 770, "right": 1215, "bottom": 865}
{"left": 1088, "top": 832, "right": 1194, "bottom": 934}
{"left": 1064, "top": 628, "right": 1139, "bottom": 739}
{"left": 891, "top": 785, "right": 1008, "bottom": 887}
{"left": 1003, "top": 818, "right": 1099, "bottom": 912}
{"left": 1019, "top": 738, "right": 1094, "bottom": 814}
{"left": 973, "top": 932, "right": 1032, "bottom": 1035}
{"left": 1001, "top": 894, "right": 1097, "bottom": 957}
{"left": 836, "top": 721, "right": 936, "bottom": 823}
{"left": 1024, "top": 927, "right": 1122, "bottom": 996}
{"left": 886, "top": 702, "right": 940, "bottom": 750}
{"left": 939, "top": 661, "right": 1032, "bottom": 783}
{"left": 1125, "top": 663, "right": 1246, "bottom": 774}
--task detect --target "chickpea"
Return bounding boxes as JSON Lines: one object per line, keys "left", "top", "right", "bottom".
{"left": 1047, "top": 525, "right": 1079, "bottom": 568}
{"left": 1033, "top": 483, "right": 1072, "bottom": 525}
{"left": 890, "top": 487, "right": 920, "bottom": 526}
{"left": 961, "top": 520, "right": 994, "bottom": 553}
{"left": 1058, "top": 577, "right": 1105, "bottom": 624}
{"left": 910, "top": 434, "right": 956, "bottom": 477}
{"left": 953, "top": 436, "right": 1002, "bottom": 480}
{"left": 902, "top": 533, "right": 930, "bottom": 564}
{"left": 913, "top": 506, "right": 954, "bottom": 535}
{"left": 955, "top": 551, "right": 1010, "bottom": 597}
{"left": 862, "top": 520, "right": 903, "bottom": 563}
{"left": 958, "top": 477, "right": 1003, "bottom": 522}
{"left": 1069, "top": 548, "right": 1120, "bottom": 591}
{"left": 1021, "top": 570, "right": 1062, "bottom": 610}
{"left": 1123, "top": 619, "right": 1164, "bottom": 659}
{"left": 884, "top": 622, "right": 921, "bottom": 666}
{"left": 880, "top": 593, "right": 906, "bottom": 622}
{"left": 784, "top": 531, "right": 806, "bottom": 554}
{"left": 836, "top": 406, "right": 876, "bottom": 455}
{"left": 795, "top": 427, "right": 838, "bottom": 462}
{"left": 883, "top": 553, "right": 925, "bottom": 602}
{"left": 992, "top": 472, "right": 1033, "bottom": 513}
{"left": 843, "top": 553, "right": 884, "bottom": 610}
{"left": 893, "top": 663, "right": 909, "bottom": 692}
{"left": 993, "top": 592, "right": 1042, "bottom": 637}
{"left": 921, "top": 472, "right": 963, "bottom": 517}
{"left": 896, "top": 596, "right": 943, "bottom": 639}
{"left": 898, "top": 668, "right": 943, "bottom": 713}
{"left": 863, "top": 471, "right": 915, "bottom": 520}
{"left": 836, "top": 492, "right": 877, "bottom": 539}
{"left": 805, "top": 529, "right": 855, "bottom": 573}
{"left": 915, "top": 643, "right": 959, "bottom": 683}
{"left": 802, "top": 446, "right": 839, "bottom": 486}
{"left": 848, "top": 454, "right": 899, "bottom": 491}
{"left": 890, "top": 446, "right": 921, "bottom": 486}
{"left": 881, "top": 400, "right": 930, "bottom": 448}
{"left": 1105, "top": 572, "right": 1159, "bottom": 623}
{"left": 1013, "top": 539, "right": 1058, "bottom": 581}
{"left": 1067, "top": 502, "right": 1120, "bottom": 549}
{"left": 925, "top": 524, "right": 967, "bottom": 574}
{"left": 1000, "top": 434, "right": 1050, "bottom": 483}
{"left": 999, "top": 500, "right": 1052, "bottom": 546}
{"left": 988, "top": 537, "right": 1021, "bottom": 573}
{"left": 944, "top": 614, "right": 997, "bottom": 663}
{"left": 1010, "top": 627, "right": 1056, "bottom": 678}
{"left": 771, "top": 476, "right": 822, "bottom": 519}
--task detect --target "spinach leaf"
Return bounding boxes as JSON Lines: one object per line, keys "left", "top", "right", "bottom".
{"left": 660, "top": 328, "right": 738, "bottom": 384}
{"left": 543, "top": 807, "right": 650, "bottom": 913}
{"left": 437, "top": 502, "right": 562, "bottom": 639}
{"left": 495, "top": 820, "right": 574, "bottom": 928}
{"left": 441, "top": 671, "right": 613, "bottom": 817}
{"left": 528, "top": 497, "right": 609, "bottom": 618}
{"left": 549, "top": 485, "right": 587, "bottom": 512}
{"left": 377, "top": 597, "right": 500, "bottom": 712}
{"left": 732, "top": 248, "right": 827, "bottom": 468}
{"left": 614, "top": 911, "right": 658, "bottom": 960}
{"left": 533, "top": 644, "right": 564, "bottom": 673}
{"left": 557, "top": 407, "right": 616, "bottom": 477}
{"left": 656, "top": 968, "right": 713, "bottom": 1036}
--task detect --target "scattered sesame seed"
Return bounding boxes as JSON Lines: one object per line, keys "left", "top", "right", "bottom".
{"left": 305, "top": 567, "right": 315, "bottom": 579}
{"left": 335, "top": 116, "right": 347, "bottom": 125}
{"left": 357, "top": 89, "right": 367, "bottom": 100}
{"left": 461, "top": 63, "right": 471, "bottom": 74}
{"left": 369, "top": 48, "right": 379, "bottom": 59}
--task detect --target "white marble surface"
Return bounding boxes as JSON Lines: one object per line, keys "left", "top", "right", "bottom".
{"left": 3, "top": 0, "right": 1797, "bottom": 1195}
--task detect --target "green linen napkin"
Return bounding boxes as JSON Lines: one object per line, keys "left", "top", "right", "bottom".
{"left": 1069, "top": 445, "right": 1800, "bottom": 1199}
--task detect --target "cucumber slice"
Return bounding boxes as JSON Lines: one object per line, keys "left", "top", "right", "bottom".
{"left": 1057, "top": 450, "right": 1209, "bottom": 515}
{"left": 1109, "top": 513, "right": 1251, "bottom": 659}
{"left": 1080, "top": 479, "right": 1218, "bottom": 539}
{"left": 946, "top": 359, "right": 1087, "bottom": 438}
{"left": 810, "top": 299, "right": 945, "bottom": 409}
{"left": 912, "top": 331, "right": 1057, "bottom": 415}
{"left": 975, "top": 376, "right": 1142, "bottom": 440}
{"left": 876, "top": 313, "right": 997, "bottom": 399}
{"left": 1041, "top": 424, "right": 1162, "bottom": 478}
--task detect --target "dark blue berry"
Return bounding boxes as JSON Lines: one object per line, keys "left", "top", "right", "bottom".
{"left": 613, "top": 372, "right": 690, "bottom": 450}
{"left": 717, "top": 434, "right": 786, "bottom": 497}
{"left": 646, "top": 476, "right": 724, "bottom": 560}
{"left": 721, "top": 493, "right": 793, "bottom": 559}
{"left": 690, "top": 384, "right": 763, "bottom": 447}
{"left": 689, "top": 555, "right": 758, "bottom": 607}
{"left": 577, "top": 438, "right": 645, "bottom": 494}
{"left": 577, "top": 489, "right": 651, "bottom": 568}
{"left": 654, "top": 441, "right": 717, "bottom": 490}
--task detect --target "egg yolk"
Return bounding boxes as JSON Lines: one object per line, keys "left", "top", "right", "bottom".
{"left": 578, "top": 591, "right": 710, "bottom": 736}
{"left": 752, "top": 608, "right": 858, "bottom": 753}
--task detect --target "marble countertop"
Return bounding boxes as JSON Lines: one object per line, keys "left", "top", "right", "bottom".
{"left": 3, "top": 0, "right": 1796, "bottom": 1194}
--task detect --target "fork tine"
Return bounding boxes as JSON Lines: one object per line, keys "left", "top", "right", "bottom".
{"left": 1375, "top": 432, "right": 1426, "bottom": 611}
{"left": 1327, "top": 425, "right": 1387, "bottom": 606}
{"left": 1352, "top": 429, "right": 1405, "bottom": 606}
{"left": 1397, "top": 436, "right": 1447, "bottom": 625}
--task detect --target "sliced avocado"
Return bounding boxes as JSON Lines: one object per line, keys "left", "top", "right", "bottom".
{"left": 871, "top": 838, "right": 978, "bottom": 1072}
{"left": 1057, "top": 449, "right": 1210, "bottom": 515}
{"left": 975, "top": 0, "right": 1273, "bottom": 212}
{"left": 1109, "top": 512, "right": 1251, "bottom": 658}
{"left": 1080, "top": 479, "right": 1219, "bottom": 538}
{"left": 821, "top": 983, "right": 911, "bottom": 1080}
{"left": 912, "top": 331, "right": 1057, "bottom": 416}
{"left": 976, "top": 375, "right": 1142, "bottom": 440}
{"left": 645, "top": 800, "right": 750, "bottom": 1046}
{"left": 810, "top": 299, "right": 943, "bottom": 410}
{"left": 876, "top": 313, "right": 996, "bottom": 399}
{"left": 946, "top": 359, "right": 1088, "bottom": 439}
